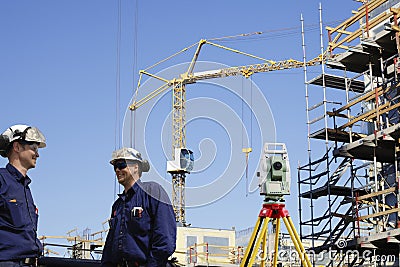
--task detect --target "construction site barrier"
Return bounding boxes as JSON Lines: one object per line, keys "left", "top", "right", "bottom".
{"left": 187, "top": 243, "right": 244, "bottom": 265}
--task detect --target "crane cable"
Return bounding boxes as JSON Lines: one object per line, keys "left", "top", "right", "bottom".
{"left": 241, "top": 76, "right": 253, "bottom": 197}
{"left": 241, "top": 77, "right": 245, "bottom": 196}
{"left": 115, "top": 0, "right": 122, "bottom": 151}
{"left": 131, "top": 0, "right": 139, "bottom": 148}
{"left": 114, "top": 0, "right": 122, "bottom": 197}
{"left": 207, "top": 19, "right": 347, "bottom": 43}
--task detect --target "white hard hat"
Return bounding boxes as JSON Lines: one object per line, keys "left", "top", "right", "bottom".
{"left": 110, "top": 147, "right": 150, "bottom": 172}
{"left": 0, "top": 124, "right": 46, "bottom": 157}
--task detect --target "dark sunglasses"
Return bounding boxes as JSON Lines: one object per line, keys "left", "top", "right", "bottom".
{"left": 19, "top": 140, "right": 39, "bottom": 153}
{"left": 113, "top": 161, "right": 128, "bottom": 171}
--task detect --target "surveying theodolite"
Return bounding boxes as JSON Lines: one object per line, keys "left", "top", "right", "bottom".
{"left": 240, "top": 143, "right": 312, "bottom": 267}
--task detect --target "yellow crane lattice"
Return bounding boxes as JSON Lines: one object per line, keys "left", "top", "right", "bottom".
{"left": 130, "top": 38, "right": 324, "bottom": 225}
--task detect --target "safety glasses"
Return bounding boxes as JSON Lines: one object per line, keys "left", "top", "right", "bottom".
{"left": 113, "top": 161, "right": 128, "bottom": 171}
{"left": 19, "top": 141, "right": 39, "bottom": 154}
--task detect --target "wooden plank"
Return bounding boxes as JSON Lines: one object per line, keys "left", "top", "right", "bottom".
{"left": 361, "top": 101, "right": 400, "bottom": 125}
{"left": 358, "top": 207, "right": 400, "bottom": 221}
{"left": 357, "top": 187, "right": 396, "bottom": 201}
{"left": 359, "top": 200, "right": 394, "bottom": 209}
{"left": 357, "top": 0, "right": 388, "bottom": 12}
{"left": 333, "top": 86, "right": 385, "bottom": 114}
{"left": 338, "top": 101, "right": 390, "bottom": 130}
{"left": 390, "top": 7, "right": 400, "bottom": 15}
{"left": 331, "top": 12, "right": 392, "bottom": 50}
{"left": 338, "top": 100, "right": 400, "bottom": 129}
{"left": 329, "top": 0, "right": 387, "bottom": 37}
{"left": 334, "top": 29, "right": 353, "bottom": 35}
{"left": 327, "top": 111, "right": 349, "bottom": 118}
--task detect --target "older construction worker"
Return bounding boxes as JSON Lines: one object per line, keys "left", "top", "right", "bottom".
{"left": 0, "top": 125, "right": 46, "bottom": 267}
{"left": 101, "top": 147, "right": 177, "bottom": 267}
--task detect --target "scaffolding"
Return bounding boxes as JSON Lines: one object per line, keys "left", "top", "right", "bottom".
{"left": 298, "top": 0, "right": 400, "bottom": 266}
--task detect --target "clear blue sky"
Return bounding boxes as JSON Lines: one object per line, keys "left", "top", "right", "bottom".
{"left": 0, "top": 0, "right": 360, "bottom": 256}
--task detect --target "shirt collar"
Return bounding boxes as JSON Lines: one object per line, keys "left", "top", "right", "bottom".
{"left": 6, "top": 163, "right": 32, "bottom": 185}
{"left": 118, "top": 180, "right": 142, "bottom": 198}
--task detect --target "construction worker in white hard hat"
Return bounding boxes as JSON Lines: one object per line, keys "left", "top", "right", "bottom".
{"left": 0, "top": 124, "right": 46, "bottom": 267}
{"left": 101, "top": 147, "right": 177, "bottom": 267}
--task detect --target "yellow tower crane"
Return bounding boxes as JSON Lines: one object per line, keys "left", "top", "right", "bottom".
{"left": 129, "top": 39, "right": 323, "bottom": 225}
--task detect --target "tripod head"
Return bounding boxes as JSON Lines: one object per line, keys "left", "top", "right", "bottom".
{"left": 257, "top": 143, "right": 290, "bottom": 203}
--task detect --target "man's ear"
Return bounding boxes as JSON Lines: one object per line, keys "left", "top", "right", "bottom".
{"left": 128, "top": 163, "right": 139, "bottom": 174}
{"left": 133, "top": 163, "right": 140, "bottom": 172}
{"left": 12, "top": 141, "right": 21, "bottom": 153}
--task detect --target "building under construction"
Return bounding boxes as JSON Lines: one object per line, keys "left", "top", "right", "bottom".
{"left": 298, "top": 0, "right": 400, "bottom": 266}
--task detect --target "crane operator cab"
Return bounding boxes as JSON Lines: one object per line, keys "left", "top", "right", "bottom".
{"left": 167, "top": 148, "right": 194, "bottom": 173}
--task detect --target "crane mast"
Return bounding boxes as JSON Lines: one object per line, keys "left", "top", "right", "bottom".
{"left": 172, "top": 81, "right": 187, "bottom": 224}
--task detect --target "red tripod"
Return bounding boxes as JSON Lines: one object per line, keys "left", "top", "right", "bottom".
{"left": 240, "top": 203, "right": 312, "bottom": 267}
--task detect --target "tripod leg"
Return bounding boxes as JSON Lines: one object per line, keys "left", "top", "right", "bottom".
{"left": 272, "top": 218, "right": 280, "bottom": 267}
{"left": 249, "top": 217, "right": 269, "bottom": 267}
{"left": 287, "top": 217, "right": 313, "bottom": 267}
{"left": 282, "top": 217, "right": 312, "bottom": 267}
{"left": 240, "top": 217, "right": 270, "bottom": 267}
{"left": 260, "top": 221, "right": 268, "bottom": 267}
{"left": 241, "top": 216, "right": 262, "bottom": 267}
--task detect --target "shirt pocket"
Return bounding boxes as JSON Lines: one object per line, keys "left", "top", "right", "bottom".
{"left": 128, "top": 208, "right": 151, "bottom": 235}
{"left": 4, "top": 199, "right": 25, "bottom": 228}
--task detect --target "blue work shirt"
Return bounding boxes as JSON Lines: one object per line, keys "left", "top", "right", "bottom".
{"left": 101, "top": 180, "right": 177, "bottom": 267}
{"left": 0, "top": 163, "right": 42, "bottom": 260}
